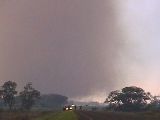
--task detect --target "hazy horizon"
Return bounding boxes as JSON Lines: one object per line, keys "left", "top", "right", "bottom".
{"left": 0, "top": 0, "right": 160, "bottom": 102}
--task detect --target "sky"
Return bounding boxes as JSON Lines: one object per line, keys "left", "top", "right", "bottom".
{"left": 0, "top": 0, "right": 160, "bottom": 102}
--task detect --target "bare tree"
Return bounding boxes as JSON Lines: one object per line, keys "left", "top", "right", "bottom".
{"left": 20, "top": 83, "right": 40, "bottom": 110}
{"left": 2, "top": 81, "right": 17, "bottom": 110}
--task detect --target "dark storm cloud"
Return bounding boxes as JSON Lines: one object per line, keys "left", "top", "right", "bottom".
{"left": 0, "top": 0, "right": 124, "bottom": 99}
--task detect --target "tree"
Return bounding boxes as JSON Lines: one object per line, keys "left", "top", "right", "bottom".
{"left": 105, "top": 90, "right": 122, "bottom": 111}
{"left": 147, "top": 96, "right": 160, "bottom": 110}
{"left": 20, "top": 83, "right": 40, "bottom": 110}
{"left": 2, "top": 81, "right": 17, "bottom": 110}
{"left": 105, "top": 86, "right": 151, "bottom": 111}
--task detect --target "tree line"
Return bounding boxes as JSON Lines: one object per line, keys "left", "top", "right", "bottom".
{"left": 0, "top": 81, "right": 40, "bottom": 111}
{"left": 105, "top": 86, "right": 160, "bottom": 112}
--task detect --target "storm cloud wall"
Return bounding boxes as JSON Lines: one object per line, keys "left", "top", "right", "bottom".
{"left": 0, "top": 0, "right": 125, "bottom": 101}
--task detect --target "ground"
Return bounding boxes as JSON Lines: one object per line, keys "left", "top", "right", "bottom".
{"left": 0, "top": 111, "right": 77, "bottom": 120}
{"left": 35, "top": 111, "right": 77, "bottom": 120}
{"left": 1, "top": 110, "right": 160, "bottom": 120}
{"left": 76, "top": 111, "right": 160, "bottom": 120}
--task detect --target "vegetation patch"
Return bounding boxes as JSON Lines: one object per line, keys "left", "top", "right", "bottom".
{"left": 35, "top": 111, "right": 78, "bottom": 120}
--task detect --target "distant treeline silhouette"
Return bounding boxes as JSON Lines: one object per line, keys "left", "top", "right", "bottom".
{"left": 0, "top": 81, "right": 68, "bottom": 111}
{"left": 105, "top": 86, "right": 160, "bottom": 112}
{"left": 0, "top": 81, "right": 40, "bottom": 111}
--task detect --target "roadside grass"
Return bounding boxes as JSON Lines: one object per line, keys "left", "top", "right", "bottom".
{"left": 0, "top": 111, "right": 48, "bottom": 120}
{"left": 1, "top": 110, "right": 160, "bottom": 120}
{"left": 35, "top": 111, "right": 78, "bottom": 120}
{"left": 76, "top": 111, "right": 160, "bottom": 120}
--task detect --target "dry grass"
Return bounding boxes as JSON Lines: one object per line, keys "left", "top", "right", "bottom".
{"left": 1, "top": 110, "right": 160, "bottom": 120}
{"left": 77, "top": 111, "right": 160, "bottom": 120}
{"left": 0, "top": 111, "right": 52, "bottom": 120}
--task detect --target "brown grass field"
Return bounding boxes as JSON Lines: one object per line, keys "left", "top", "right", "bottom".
{"left": 76, "top": 111, "right": 160, "bottom": 120}
{"left": 1, "top": 110, "right": 160, "bottom": 120}
{"left": 0, "top": 111, "right": 52, "bottom": 120}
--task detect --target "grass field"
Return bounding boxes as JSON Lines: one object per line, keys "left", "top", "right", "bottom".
{"left": 1, "top": 110, "right": 160, "bottom": 120}
{"left": 0, "top": 111, "right": 47, "bottom": 120}
{"left": 76, "top": 111, "right": 160, "bottom": 120}
{"left": 35, "top": 111, "right": 78, "bottom": 120}
{"left": 0, "top": 111, "right": 78, "bottom": 120}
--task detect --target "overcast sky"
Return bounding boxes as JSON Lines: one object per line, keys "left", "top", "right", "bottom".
{"left": 0, "top": 0, "right": 160, "bottom": 102}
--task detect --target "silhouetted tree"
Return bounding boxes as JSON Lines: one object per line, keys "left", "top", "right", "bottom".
{"left": 147, "top": 96, "right": 160, "bottom": 110}
{"left": 105, "top": 90, "right": 122, "bottom": 111}
{"left": 20, "top": 83, "right": 40, "bottom": 110}
{"left": 0, "top": 86, "right": 3, "bottom": 99}
{"left": 105, "top": 86, "right": 151, "bottom": 111}
{"left": 2, "top": 81, "right": 17, "bottom": 110}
